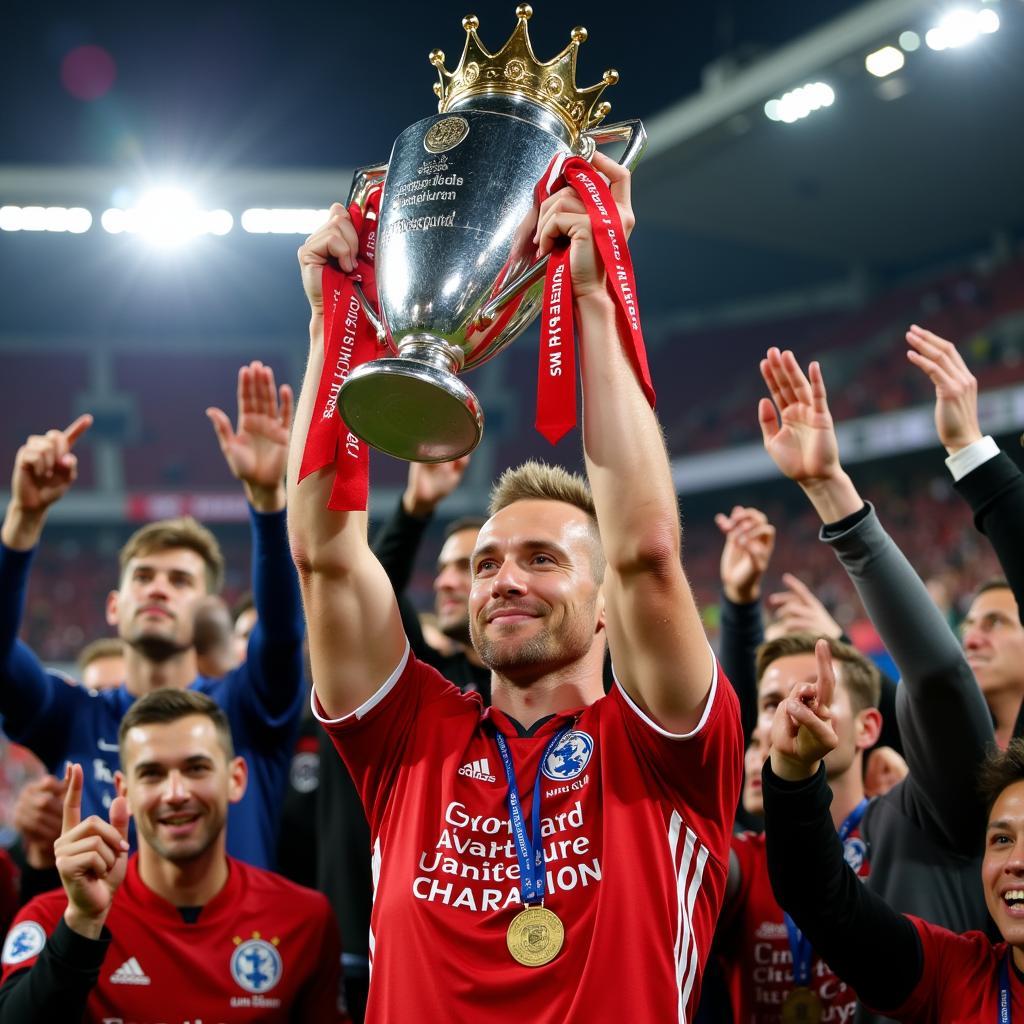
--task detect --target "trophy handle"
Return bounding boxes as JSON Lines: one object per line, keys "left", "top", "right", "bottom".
{"left": 474, "top": 119, "right": 647, "bottom": 327}
{"left": 347, "top": 163, "right": 389, "bottom": 344}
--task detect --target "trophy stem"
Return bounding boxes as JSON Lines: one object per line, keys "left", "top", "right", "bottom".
{"left": 397, "top": 334, "right": 465, "bottom": 375}
{"left": 338, "top": 334, "right": 483, "bottom": 463}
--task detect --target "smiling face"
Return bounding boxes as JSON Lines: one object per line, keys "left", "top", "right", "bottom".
{"left": 983, "top": 779, "right": 1024, "bottom": 949}
{"left": 962, "top": 587, "right": 1024, "bottom": 700}
{"left": 107, "top": 547, "right": 208, "bottom": 661}
{"left": 118, "top": 714, "right": 246, "bottom": 865}
{"left": 468, "top": 499, "right": 603, "bottom": 679}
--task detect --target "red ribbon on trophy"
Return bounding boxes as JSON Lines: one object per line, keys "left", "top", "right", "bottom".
{"left": 298, "top": 188, "right": 383, "bottom": 511}
{"left": 534, "top": 156, "right": 655, "bottom": 445}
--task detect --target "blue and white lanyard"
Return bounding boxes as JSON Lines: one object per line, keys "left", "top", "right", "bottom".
{"left": 493, "top": 725, "right": 572, "bottom": 906}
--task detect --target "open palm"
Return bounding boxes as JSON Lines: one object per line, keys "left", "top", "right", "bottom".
{"left": 758, "top": 347, "right": 839, "bottom": 485}
{"left": 208, "top": 362, "right": 293, "bottom": 494}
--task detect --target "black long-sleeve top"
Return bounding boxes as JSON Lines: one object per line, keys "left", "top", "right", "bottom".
{"left": 761, "top": 761, "right": 922, "bottom": 1013}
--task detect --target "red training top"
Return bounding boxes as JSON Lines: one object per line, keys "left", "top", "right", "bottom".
{"left": 719, "top": 828, "right": 870, "bottom": 1022}
{"left": 0, "top": 855, "right": 344, "bottom": 1022}
{"left": 872, "top": 916, "right": 1024, "bottom": 1020}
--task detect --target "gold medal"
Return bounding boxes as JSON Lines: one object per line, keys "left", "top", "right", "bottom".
{"left": 506, "top": 906, "right": 564, "bottom": 967}
{"left": 780, "top": 987, "right": 823, "bottom": 1024}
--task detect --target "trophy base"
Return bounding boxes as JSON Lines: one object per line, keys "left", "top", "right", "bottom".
{"left": 338, "top": 353, "right": 484, "bottom": 463}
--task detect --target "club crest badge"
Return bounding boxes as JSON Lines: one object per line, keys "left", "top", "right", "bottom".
{"left": 541, "top": 730, "right": 594, "bottom": 781}
{"left": 2, "top": 922, "right": 46, "bottom": 965}
{"left": 843, "top": 836, "right": 868, "bottom": 873}
{"left": 231, "top": 938, "right": 283, "bottom": 994}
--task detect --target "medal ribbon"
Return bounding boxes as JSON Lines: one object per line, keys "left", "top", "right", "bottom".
{"left": 784, "top": 799, "right": 868, "bottom": 987}
{"left": 493, "top": 725, "right": 572, "bottom": 906}
{"left": 534, "top": 155, "right": 656, "bottom": 445}
{"left": 297, "top": 187, "right": 383, "bottom": 511}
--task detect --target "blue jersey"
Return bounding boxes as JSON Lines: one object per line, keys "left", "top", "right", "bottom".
{"left": 0, "top": 508, "right": 305, "bottom": 869}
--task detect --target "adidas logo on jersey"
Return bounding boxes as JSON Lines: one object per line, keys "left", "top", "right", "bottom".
{"left": 109, "top": 956, "right": 151, "bottom": 985}
{"left": 458, "top": 758, "right": 496, "bottom": 783}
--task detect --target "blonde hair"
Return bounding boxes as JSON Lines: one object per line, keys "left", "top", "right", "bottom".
{"left": 487, "top": 461, "right": 603, "bottom": 579}
{"left": 488, "top": 461, "right": 596, "bottom": 520}
{"left": 119, "top": 517, "right": 225, "bottom": 593}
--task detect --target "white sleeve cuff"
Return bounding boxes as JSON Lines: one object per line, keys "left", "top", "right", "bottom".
{"left": 613, "top": 643, "right": 719, "bottom": 740}
{"left": 945, "top": 435, "right": 999, "bottom": 482}
{"left": 310, "top": 641, "right": 411, "bottom": 725}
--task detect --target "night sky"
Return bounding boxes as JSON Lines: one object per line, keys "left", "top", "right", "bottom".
{"left": 1, "top": 1, "right": 865, "bottom": 170}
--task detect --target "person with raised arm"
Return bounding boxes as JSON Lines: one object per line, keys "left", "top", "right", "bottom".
{"left": 0, "top": 362, "right": 305, "bottom": 868}
{"left": 734, "top": 348, "right": 996, "bottom": 1023}
{"left": 907, "top": 324, "right": 1024, "bottom": 746}
{"left": 287, "top": 151, "right": 742, "bottom": 1023}
{"left": 0, "top": 689, "right": 344, "bottom": 1022}
{"left": 763, "top": 639, "right": 1024, "bottom": 1020}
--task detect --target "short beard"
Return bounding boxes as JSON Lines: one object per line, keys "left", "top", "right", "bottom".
{"left": 128, "top": 633, "right": 192, "bottom": 664}
{"left": 471, "top": 617, "right": 593, "bottom": 681}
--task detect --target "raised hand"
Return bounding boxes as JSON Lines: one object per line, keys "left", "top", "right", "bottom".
{"left": 758, "top": 348, "right": 839, "bottom": 486}
{"left": 297, "top": 203, "right": 360, "bottom": 317}
{"left": 403, "top": 456, "right": 472, "bottom": 518}
{"left": 535, "top": 151, "right": 634, "bottom": 300}
{"left": 905, "top": 324, "right": 983, "bottom": 454}
{"left": 767, "top": 572, "right": 843, "bottom": 640}
{"left": 715, "top": 505, "right": 776, "bottom": 604}
{"left": 10, "top": 414, "right": 92, "bottom": 515}
{"left": 2, "top": 414, "right": 93, "bottom": 550}
{"left": 207, "top": 361, "right": 293, "bottom": 512}
{"left": 769, "top": 638, "right": 840, "bottom": 781}
{"left": 54, "top": 763, "right": 130, "bottom": 939}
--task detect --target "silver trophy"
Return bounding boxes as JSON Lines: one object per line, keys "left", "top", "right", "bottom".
{"left": 339, "top": 5, "right": 647, "bottom": 462}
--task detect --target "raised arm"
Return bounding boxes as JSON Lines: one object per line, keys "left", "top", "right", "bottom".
{"left": 763, "top": 646, "right": 922, "bottom": 1013}
{"left": 0, "top": 764, "right": 129, "bottom": 1024}
{"left": 715, "top": 505, "right": 775, "bottom": 743}
{"left": 287, "top": 206, "right": 405, "bottom": 719}
{"left": 208, "top": 362, "right": 304, "bottom": 720}
{"left": 536, "top": 152, "right": 713, "bottom": 733}
{"left": 0, "top": 417, "right": 92, "bottom": 752}
{"left": 907, "top": 324, "right": 1024, "bottom": 618}
{"left": 759, "top": 348, "right": 993, "bottom": 851}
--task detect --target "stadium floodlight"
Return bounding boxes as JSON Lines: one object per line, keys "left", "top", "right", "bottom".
{"left": 133, "top": 187, "right": 202, "bottom": 246}
{"left": 765, "top": 82, "right": 835, "bottom": 124}
{"left": 865, "top": 45, "right": 906, "bottom": 77}
{"left": 0, "top": 206, "right": 93, "bottom": 233}
{"left": 99, "top": 191, "right": 234, "bottom": 241}
{"left": 926, "top": 7, "right": 1000, "bottom": 50}
{"left": 240, "top": 208, "right": 331, "bottom": 234}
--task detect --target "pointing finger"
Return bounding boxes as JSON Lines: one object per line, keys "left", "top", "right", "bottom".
{"left": 64, "top": 414, "right": 93, "bottom": 448}
{"left": 62, "top": 762, "right": 83, "bottom": 833}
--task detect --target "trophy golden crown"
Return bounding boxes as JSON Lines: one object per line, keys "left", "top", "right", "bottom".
{"left": 429, "top": 4, "right": 619, "bottom": 146}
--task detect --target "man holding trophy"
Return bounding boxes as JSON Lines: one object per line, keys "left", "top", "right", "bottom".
{"left": 287, "top": 8, "right": 741, "bottom": 1021}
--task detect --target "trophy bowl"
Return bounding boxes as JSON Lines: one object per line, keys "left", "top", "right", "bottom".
{"left": 337, "top": 6, "right": 647, "bottom": 462}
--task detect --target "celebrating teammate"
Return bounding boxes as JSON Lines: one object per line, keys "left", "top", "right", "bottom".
{"left": 763, "top": 641, "right": 1024, "bottom": 1019}
{"left": 0, "top": 362, "right": 305, "bottom": 868}
{"left": 0, "top": 689, "right": 344, "bottom": 1022}
{"left": 288, "top": 152, "right": 742, "bottom": 1021}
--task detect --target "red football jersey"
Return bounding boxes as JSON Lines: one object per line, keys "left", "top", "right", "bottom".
{"left": 316, "top": 645, "right": 743, "bottom": 1024}
{"left": 719, "top": 829, "right": 869, "bottom": 1022}
{"left": 871, "top": 916, "right": 1024, "bottom": 1021}
{"left": 0, "top": 856, "right": 345, "bottom": 1023}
